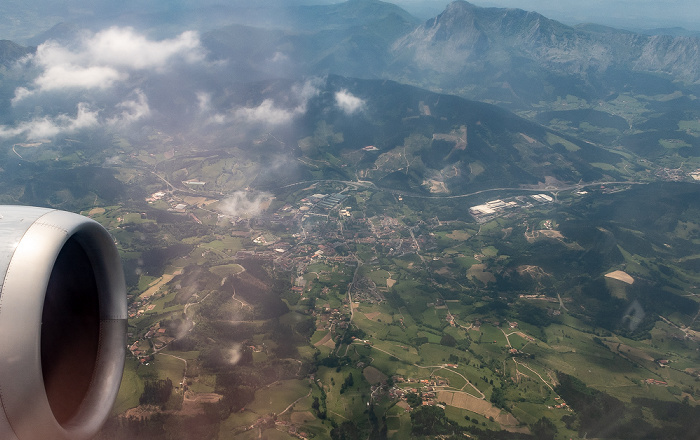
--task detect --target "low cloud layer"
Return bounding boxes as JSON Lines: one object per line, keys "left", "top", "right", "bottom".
{"left": 335, "top": 89, "right": 365, "bottom": 114}
{"left": 0, "top": 91, "right": 152, "bottom": 140}
{"left": 234, "top": 98, "right": 305, "bottom": 125}
{"left": 227, "top": 344, "right": 243, "bottom": 365}
{"left": 15, "top": 27, "right": 204, "bottom": 100}
{"left": 232, "top": 79, "right": 321, "bottom": 126}
{"left": 218, "top": 191, "right": 273, "bottom": 218}
{"left": 107, "top": 90, "right": 151, "bottom": 126}
{"left": 0, "top": 24, "right": 364, "bottom": 146}
{"left": 195, "top": 78, "right": 322, "bottom": 130}
{"left": 1, "top": 27, "right": 206, "bottom": 141}
{"left": 0, "top": 103, "right": 98, "bottom": 140}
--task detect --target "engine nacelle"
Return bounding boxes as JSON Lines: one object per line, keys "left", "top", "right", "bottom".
{"left": 0, "top": 206, "right": 126, "bottom": 440}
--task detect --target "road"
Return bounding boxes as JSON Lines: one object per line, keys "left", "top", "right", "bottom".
{"left": 390, "top": 180, "right": 648, "bottom": 200}
{"left": 347, "top": 253, "right": 363, "bottom": 324}
{"left": 279, "top": 387, "right": 312, "bottom": 416}
{"left": 274, "top": 178, "right": 649, "bottom": 201}
{"left": 360, "top": 342, "right": 485, "bottom": 399}
{"left": 512, "top": 359, "right": 556, "bottom": 393}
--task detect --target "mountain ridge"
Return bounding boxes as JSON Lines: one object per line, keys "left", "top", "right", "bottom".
{"left": 0, "top": 40, "right": 33, "bottom": 67}
{"left": 392, "top": 0, "right": 700, "bottom": 85}
{"left": 9, "top": 0, "right": 700, "bottom": 105}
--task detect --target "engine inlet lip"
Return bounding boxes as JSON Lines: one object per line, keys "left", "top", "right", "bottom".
{"left": 0, "top": 208, "right": 126, "bottom": 440}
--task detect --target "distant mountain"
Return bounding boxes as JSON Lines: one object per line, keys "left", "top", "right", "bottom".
{"left": 0, "top": 40, "right": 32, "bottom": 67}
{"left": 26, "top": 22, "right": 83, "bottom": 46}
{"left": 196, "top": 1, "right": 700, "bottom": 110}
{"left": 202, "top": 1, "right": 419, "bottom": 82}
{"left": 0, "top": 40, "right": 32, "bottom": 122}
{"left": 287, "top": 0, "right": 419, "bottom": 31}
{"left": 243, "top": 75, "right": 623, "bottom": 193}
{"left": 7, "top": 0, "right": 700, "bottom": 111}
{"left": 389, "top": 1, "right": 700, "bottom": 105}
{"left": 635, "top": 27, "right": 700, "bottom": 38}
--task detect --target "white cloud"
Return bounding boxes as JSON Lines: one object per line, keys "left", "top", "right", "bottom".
{"left": 108, "top": 90, "right": 151, "bottom": 126}
{"left": 196, "top": 91, "right": 227, "bottom": 125}
{"left": 0, "top": 103, "right": 99, "bottom": 140}
{"left": 295, "top": 78, "right": 324, "bottom": 101}
{"left": 1, "top": 27, "right": 203, "bottom": 141}
{"left": 218, "top": 191, "right": 272, "bottom": 217}
{"left": 34, "top": 65, "right": 125, "bottom": 92}
{"left": 84, "top": 28, "right": 203, "bottom": 69}
{"left": 14, "top": 27, "right": 204, "bottom": 100}
{"left": 234, "top": 99, "right": 304, "bottom": 125}
{"left": 227, "top": 344, "right": 243, "bottom": 365}
{"left": 335, "top": 89, "right": 365, "bottom": 114}
{"left": 197, "top": 92, "right": 212, "bottom": 112}
{"left": 233, "top": 78, "right": 321, "bottom": 126}
{"left": 270, "top": 52, "right": 289, "bottom": 63}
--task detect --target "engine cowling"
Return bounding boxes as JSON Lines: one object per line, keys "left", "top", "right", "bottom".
{"left": 0, "top": 206, "right": 126, "bottom": 440}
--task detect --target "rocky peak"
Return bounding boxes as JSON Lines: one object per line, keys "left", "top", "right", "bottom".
{"left": 0, "top": 40, "right": 33, "bottom": 67}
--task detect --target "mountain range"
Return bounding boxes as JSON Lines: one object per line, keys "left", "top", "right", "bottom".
{"left": 248, "top": 75, "right": 621, "bottom": 194}
{"left": 1, "top": 0, "right": 700, "bottom": 196}
{"left": 4, "top": 0, "right": 700, "bottom": 108}
{"left": 394, "top": 1, "right": 700, "bottom": 81}
{"left": 199, "top": 0, "right": 700, "bottom": 108}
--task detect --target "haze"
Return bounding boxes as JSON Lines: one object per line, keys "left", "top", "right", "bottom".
{"left": 2, "top": 0, "right": 700, "bottom": 439}
{"left": 3, "top": 0, "right": 700, "bottom": 43}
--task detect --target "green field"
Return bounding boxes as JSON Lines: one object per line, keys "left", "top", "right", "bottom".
{"left": 246, "top": 380, "right": 311, "bottom": 415}
{"left": 209, "top": 263, "right": 245, "bottom": 277}
{"left": 112, "top": 359, "right": 144, "bottom": 414}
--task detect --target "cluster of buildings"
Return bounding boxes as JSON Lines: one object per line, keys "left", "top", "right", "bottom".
{"left": 314, "top": 306, "right": 351, "bottom": 331}
{"left": 387, "top": 375, "right": 451, "bottom": 408}
{"left": 469, "top": 194, "right": 553, "bottom": 223}
{"left": 299, "top": 193, "right": 348, "bottom": 212}
{"left": 656, "top": 167, "right": 690, "bottom": 181}
{"left": 316, "top": 193, "right": 348, "bottom": 210}
{"left": 127, "top": 323, "right": 170, "bottom": 364}
{"left": 128, "top": 294, "right": 163, "bottom": 319}
{"left": 552, "top": 397, "right": 570, "bottom": 410}
{"left": 469, "top": 199, "right": 518, "bottom": 216}
{"left": 530, "top": 194, "right": 553, "bottom": 203}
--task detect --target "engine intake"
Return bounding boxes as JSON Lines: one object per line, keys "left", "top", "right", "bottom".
{"left": 0, "top": 206, "right": 126, "bottom": 440}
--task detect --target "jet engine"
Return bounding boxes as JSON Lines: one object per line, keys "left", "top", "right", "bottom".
{"left": 0, "top": 206, "right": 126, "bottom": 440}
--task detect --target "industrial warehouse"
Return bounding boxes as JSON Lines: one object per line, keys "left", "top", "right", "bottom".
{"left": 469, "top": 194, "right": 553, "bottom": 222}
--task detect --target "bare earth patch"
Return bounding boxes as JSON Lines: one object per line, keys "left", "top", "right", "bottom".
{"left": 386, "top": 278, "right": 396, "bottom": 288}
{"left": 123, "top": 405, "right": 160, "bottom": 420}
{"left": 516, "top": 265, "right": 550, "bottom": 280}
{"left": 538, "top": 230, "right": 564, "bottom": 239}
{"left": 314, "top": 331, "right": 333, "bottom": 348}
{"left": 364, "top": 311, "right": 382, "bottom": 321}
{"left": 437, "top": 391, "right": 526, "bottom": 433}
{"left": 520, "top": 133, "right": 536, "bottom": 144}
{"left": 396, "top": 401, "right": 410, "bottom": 410}
{"left": 183, "top": 196, "right": 217, "bottom": 206}
{"left": 605, "top": 270, "right": 635, "bottom": 284}
{"left": 139, "top": 270, "right": 182, "bottom": 299}
{"left": 467, "top": 264, "right": 495, "bottom": 284}
{"left": 363, "top": 366, "right": 388, "bottom": 385}
{"left": 446, "top": 230, "right": 472, "bottom": 241}
{"left": 180, "top": 393, "right": 223, "bottom": 416}
{"left": 424, "top": 179, "right": 449, "bottom": 193}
